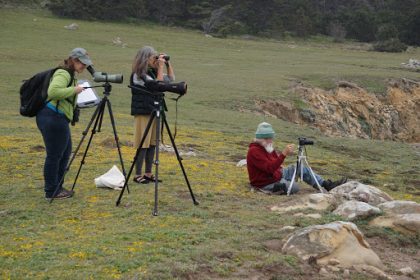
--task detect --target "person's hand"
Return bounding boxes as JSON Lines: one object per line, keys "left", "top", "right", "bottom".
{"left": 74, "top": 85, "right": 85, "bottom": 94}
{"left": 157, "top": 54, "right": 167, "bottom": 68}
{"left": 282, "top": 144, "right": 295, "bottom": 157}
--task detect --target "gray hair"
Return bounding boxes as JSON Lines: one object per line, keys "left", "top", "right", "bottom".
{"left": 132, "top": 46, "right": 158, "bottom": 77}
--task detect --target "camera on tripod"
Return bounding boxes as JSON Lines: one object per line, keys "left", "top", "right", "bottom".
{"left": 298, "top": 137, "right": 314, "bottom": 146}
{"left": 87, "top": 66, "right": 123, "bottom": 84}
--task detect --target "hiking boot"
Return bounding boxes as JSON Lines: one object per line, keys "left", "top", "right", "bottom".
{"left": 272, "top": 182, "right": 287, "bottom": 194}
{"left": 45, "top": 188, "right": 74, "bottom": 200}
{"left": 62, "top": 187, "right": 74, "bottom": 194}
{"left": 322, "top": 177, "right": 348, "bottom": 191}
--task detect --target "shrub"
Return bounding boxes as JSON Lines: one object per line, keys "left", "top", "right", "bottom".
{"left": 373, "top": 38, "right": 408, "bottom": 53}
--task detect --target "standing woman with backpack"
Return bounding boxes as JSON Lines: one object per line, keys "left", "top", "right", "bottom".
{"left": 36, "top": 48, "right": 92, "bottom": 199}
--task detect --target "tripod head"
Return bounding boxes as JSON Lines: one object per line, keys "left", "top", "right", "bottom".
{"left": 84, "top": 82, "right": 113, "bottom": 96}
{"left": 296, "top": 137, "right": 314, "bottom": 155}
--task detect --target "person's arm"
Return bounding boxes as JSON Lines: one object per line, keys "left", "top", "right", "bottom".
{"left": 166, "top": 61, "right": 175, "bottom": 81}
{"left": 156, "top": 55, "right": 166, "bottom": 81}
{"left": 248, "top": 148, "right": 285, "bottom": 174}
{"left": 47, "top": 69, "right": 81, "bottom": 100}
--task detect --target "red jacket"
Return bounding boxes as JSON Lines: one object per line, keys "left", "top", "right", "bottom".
{"left": 246, "top": 142, "right": 285, "bottom": 188}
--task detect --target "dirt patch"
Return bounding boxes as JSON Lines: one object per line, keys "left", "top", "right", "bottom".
{"left": 30, "top": 145, "right": 44, "bottom": 152}
{"left": 256, "top": 79, "right": 420, "bottom": 142}
{"left": 365, "top": 236, "right": 420, "bottom": 280}
{"left": 263, "top": 239, "right": 284, "bottom": 252}
{"left": 98, "top": 137, "right": 134, "bottom": 148}
{"left": 176, "top": 260, "right": 321, "bottom": 280}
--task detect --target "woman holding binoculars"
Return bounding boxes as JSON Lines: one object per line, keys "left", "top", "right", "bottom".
{"left": 130, "top": 46, "right": 175, "bottom": 184}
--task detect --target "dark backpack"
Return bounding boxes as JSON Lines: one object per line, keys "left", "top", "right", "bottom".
{"left": 19, "top": 67, "right": 73, "bottom": 117}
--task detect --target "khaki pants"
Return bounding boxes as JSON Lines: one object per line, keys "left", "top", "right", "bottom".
{"left": 134, "top": 115, "right": 157, "bottom": 149}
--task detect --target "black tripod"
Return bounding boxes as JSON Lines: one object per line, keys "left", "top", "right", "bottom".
{"left": 116, "top": 90, "right": 199, "bottom": 216}
{"left": 49, "top": 82, "right": 128, "bottom": 203}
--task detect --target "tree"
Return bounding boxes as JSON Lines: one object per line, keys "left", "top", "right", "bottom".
{"left": 343, "top": 9, "right": 377, "bottom": 42}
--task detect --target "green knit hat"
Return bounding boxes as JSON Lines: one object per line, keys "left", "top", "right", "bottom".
{"left": 255, "top": 122, "right": 275, "bottom": 139}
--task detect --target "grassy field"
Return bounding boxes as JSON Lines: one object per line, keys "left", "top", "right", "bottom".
{"left": 0, "top": 8, "right": 419, "bottom": 279}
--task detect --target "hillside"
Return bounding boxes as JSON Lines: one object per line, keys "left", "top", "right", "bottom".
{"left": 0, "top": 8, "right": 419, "bottom": 279}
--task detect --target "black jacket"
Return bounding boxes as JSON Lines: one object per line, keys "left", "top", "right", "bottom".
{"left": 130, "top": 72, "right": 157, "bottom": 115}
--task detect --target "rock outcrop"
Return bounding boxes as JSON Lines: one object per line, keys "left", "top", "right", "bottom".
{"left": 333, "top": 201, "right": 381, "bottom": 221}
{"left": 256, "top": 79, "right": 420, "bottom": 142}
{"left": 282, "top": 221, "right": 383, "bottom": 269}
{"left": 270, "top": 193, "right": 336, "bottom": 213}
{"left": 377, "top": 200, "right": 420, "bottom": 215}
{"left": 370, "top": 200, "right": 420, "bottom": 235}
{"left": 329, "top": 181, "right": 393, "bottom": 206}
{"left": 370, "top": 214, "right": 420, "bottom": 235}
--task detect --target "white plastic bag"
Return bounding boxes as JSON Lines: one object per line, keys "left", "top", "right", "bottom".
{"left": 94, "top": 165, "right": 125, "bottom": 190}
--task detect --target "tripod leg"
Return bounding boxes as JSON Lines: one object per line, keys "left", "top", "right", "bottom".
{"left": 295, "top": 149, "right": 301, "bottom": 182}
{"left": 116, "top": 112, "right": 157, "bottom": 206}
{"left": 49, "top": 100, "right": 103, "bottom": 203}
{"left": 287, "top": 160, "right": 299, "bottom": 196}
{"left": 70, "top": 100, "right": 106, "bottom": 191}
{"left": 105, "top": 99, "right": 129, "bottom": 193}
{"left": 300, "top": 159, "right": 304, "bottom": 181}
{"left": 97, "top": 101, "right": 105, "bottom": 132}
{"left": 162, "top": 114, "right": 199, "bottom": 205}
{"left": 153, "top": 110, "right": 161, "bottom": 216}
{"left": 302, "top": 158, "right": 325, "bottom": 193}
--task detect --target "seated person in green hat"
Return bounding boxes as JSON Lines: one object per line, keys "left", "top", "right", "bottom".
{"left": 246, "top": 122, "right": 347, "bottom": 194}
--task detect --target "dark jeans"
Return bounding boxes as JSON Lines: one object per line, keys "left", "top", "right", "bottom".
{"left": 36, "top": 106, "right": 72, "bottom": 197}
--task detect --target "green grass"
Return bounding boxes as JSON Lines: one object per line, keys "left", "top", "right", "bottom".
{"left": 0, "top": 8, "right": 419, "bottom": 279}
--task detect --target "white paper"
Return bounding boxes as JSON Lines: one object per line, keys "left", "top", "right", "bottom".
{"left": 77, "top": 81, "right": 99, "bottom": 105}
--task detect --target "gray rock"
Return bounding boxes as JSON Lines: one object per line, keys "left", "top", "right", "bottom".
{"left": 401, "top": 58, "right": 420, "bottom": 69}
{"left": 370, "top": 213, "right": 420, "bottom": 235}
{"left": 300, "top": 109, "right": 316, "bottom": 123}
{"left": 328, "top": 258, "right": 340, "bottom": 266}
{"left": 330, "top": 181, "right": 393, "bottom": 206}
{"left": 319, "top": 267, "right": 329, "bottom": 275}
{"left": 327, "top": 265, "right": 340, "bottom": 272}
{"left": 394, "top": 213, "right": 420, "bottom": 234}
{"left": 343, "top": 269, "right": 350, "bottom": 277}
{"left": 353, "top": 264, "right": 392, "bottom": 280}
{"left": 399, "top": 266, "right": 414, "bottom": 275}
{"left": 282, "top": 221, "right": 383, "bottom": 269}
{"left": 270, "top": 193, "right": 335, "bottom": 213}
{"left": 333, "top": 201, "right": 381, "bottom": 220}
{"left": 64, "top": 23, "right": 79, "bottom": 30}
{"left": 236, "top": 159, "right": 247, "bottom": 167}
{"left": 280, "top": 226, "right": 296, "bottom": 232}
{"left": 378, "top": 200, "right": 420, "bottom": 215}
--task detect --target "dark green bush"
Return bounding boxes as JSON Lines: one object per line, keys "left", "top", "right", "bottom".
{"left": 373, "top": 38, "right": 408, "bottom": 53}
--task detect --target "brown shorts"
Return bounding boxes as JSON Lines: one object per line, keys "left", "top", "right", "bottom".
{"left": 134, "top": 115, "right": 157, "bottom": 149}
